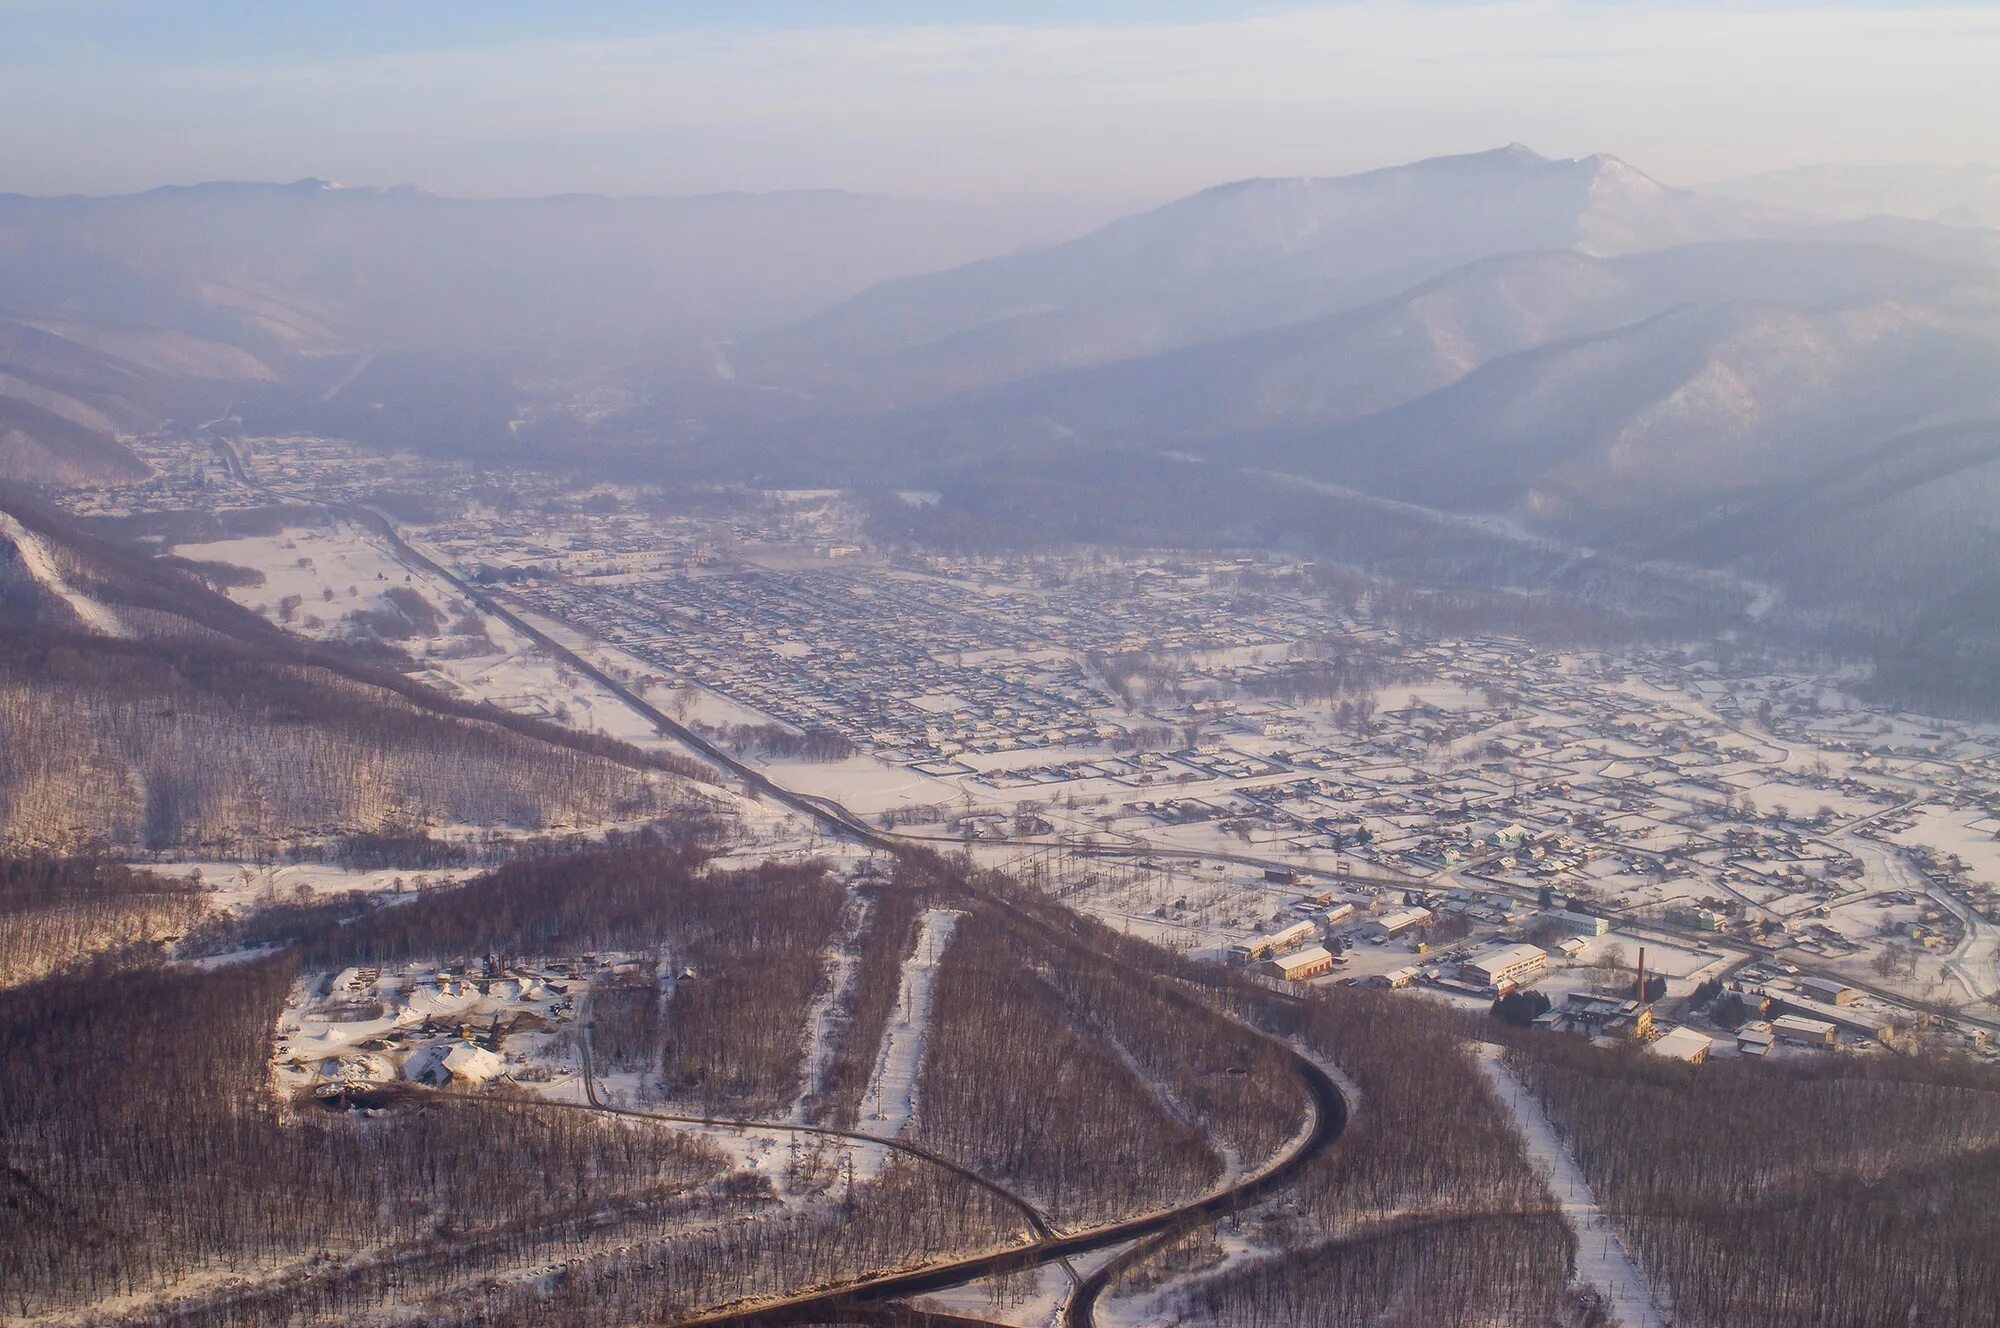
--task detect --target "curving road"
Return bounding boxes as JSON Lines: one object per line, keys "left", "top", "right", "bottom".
{"left": 255, "top": 489, "right": 1354, "bottom": 1326}
{"left": 570, "top": 1033, "right": 1070, "bottom": 1255}
{"left": 678, "top": 1045, "right": 1345, "bottom": 1327}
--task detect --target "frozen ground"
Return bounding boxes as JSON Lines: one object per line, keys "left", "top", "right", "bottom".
{"left": 167, "top": 860, "right": 479, "bottom": 912}
{"left": 790, "top": 890, "right": 872, "bottom": 1124}
{"left": 2, "top": 510, "right": 127, "bottom": 636}
{"left": 1475, "top": 1045, "right": 1670, "bottom": 1328}
{"left": 858, "top": 908, "right": 962, "bottom": 1143}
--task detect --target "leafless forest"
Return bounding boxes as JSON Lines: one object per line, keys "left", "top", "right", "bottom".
{"left": 1507, "top": 1035, "right": 2000, "bottom": 1328}
{"left": 1139, "top": 988, "right": 1595, "bottom": 1327}
{"left": 0, "top": 633, "right": 683, "bottom": 850}
{"left": 0, "top": 957, "right": 728, "bottom": 1322}
{"left": 7, "top": 822, "right": 2000, "bottom": 1325}
{"left": 0, "top": 854, "right": 206, "bottom": 986}
{"left": 0, "top": 499, "right": 711, "bottom": 854}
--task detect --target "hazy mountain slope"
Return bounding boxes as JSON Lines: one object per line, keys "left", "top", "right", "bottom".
{"left": 0, "top": 496, "right": 705, "bottom": 850}
{"left": 0, "top": 181, "right": 1050, "bottom": 358}
{"left": 0, "top": 397, "right": 147, "bottom": 488}
{"left": 0, "top": 181, "right": 1057, "bottom": 466}
{"left": 740, "top": 146, "right": 1789, "bottom": 401}
{"left": 1663, "top": 421, "right": 2000, "bottom": 626}
{"left": 1705, "top": 162, "right": 2000, "bottom": 229}
{"left": 0, "top": 313, "right": 283, "bottom": 486}
{"left": 1671, "top": 422, "right": 2000, "bottom": 711}
{"left": 910, "top": 240, "right": 1977, "bottom": 452}
{"left": 1252, "top": 298, "right": 2000, "bottom": 532}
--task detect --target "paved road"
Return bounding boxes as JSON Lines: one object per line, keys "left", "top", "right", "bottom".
{"left": 679, "top": 1045, "right": 1345, "bottom": 1326}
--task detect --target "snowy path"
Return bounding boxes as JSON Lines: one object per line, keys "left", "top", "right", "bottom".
{"left": 858, "top": 908, "right": 962, "bottom": 1138}
{"left": 1, "top": 511, "right": 126, "bottom": 636}
{"left": 1473, "top": 1045, "right": 1670, "bottom": 1328}
{"left": 789, "top": 892, "right": 873, "bottom": 1123}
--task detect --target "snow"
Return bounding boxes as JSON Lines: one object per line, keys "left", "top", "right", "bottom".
{"left": 0, "top": 511, "right": 127, "bottom": 636}
{"left": 790, "top": 891, "right": 872, "bottom": 1124}
{"left": 176, "top": 519, "right": 418, "bottom": 637}
{"left": 1474, "top": 1045, "right": 1669, "bottom": 1328}
{"left": 168, "top": 861, "right": 475, "bottom": 912}
{"left": 405, "top": 1042, "right": 506, "bottom": 1086}
{"left": 1886, "top": 805, "right": 2000, "bottom": 889}
{"left": 857, "top": 908, "right": 962, "bottom": 1141}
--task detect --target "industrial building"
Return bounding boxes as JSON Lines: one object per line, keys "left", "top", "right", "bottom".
{"left": 1796, "top": 976, "right": 1857, "bottom": 1005}
{"left": 1736, "top": 1024, "right": 1776, "bottom": 1057}
{"left": 1773, "top": 994, "right": 1898, "bottom": 1044}
{"left": 1460, "top": 943, "right": 1548, "bottom": 992}
{"left": 1772, "top": 1013, "right": 1837, "bottom": 1047}
{"left": 1647, "top": 1025, "right": 1713, "bottom": 1063}
{"left": 1553, "top": 992, "right": 1654, "bottom": 1040}
{"left": 1262, "top": 945, "right": 1335, "bottom": 982}
{"left": 1227, "top": 919, "right": 1319, "bottom": 965}
{"left": 1367, "top": 906, "right": 1433, "bottom": 938}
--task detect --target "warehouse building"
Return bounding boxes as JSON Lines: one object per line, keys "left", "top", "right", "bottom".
{"left": 1647, "top": 1025, "right": 1714, "bottom": 1063}
{"left": 1367, "top": 906, "right": 1433, "bottom": 938}
{"left": 1772, "top": 1013, "right": 1837, "bottom": 1047}
{"left": 1460, "top": 943, "right": 1548, "bottom": 992}
{"left": 1796, "top": 975, "right": 1857, "bottom": 1005}
{"left": 1227, "top": 919, "right": 1319, "bottom": 965}
{"left": 1262, "top": 945, "right": 1335, "bottom": 982}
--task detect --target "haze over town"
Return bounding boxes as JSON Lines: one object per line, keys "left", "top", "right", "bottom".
{"left": 3, "top": 5, "right": 1998, "bottom": 1328}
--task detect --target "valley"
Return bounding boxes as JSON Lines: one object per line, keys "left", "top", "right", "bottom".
{"left": 4, "top": 132, "right": 1999, "bottom": 1328}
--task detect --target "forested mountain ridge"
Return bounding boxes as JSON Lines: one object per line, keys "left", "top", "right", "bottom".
{"left": 0, "top": 493, "right": 712, "bottom": 851}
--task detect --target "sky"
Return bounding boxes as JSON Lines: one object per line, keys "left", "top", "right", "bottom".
{"left": 3, "top": 1, "right": 1996, "bottom": 209}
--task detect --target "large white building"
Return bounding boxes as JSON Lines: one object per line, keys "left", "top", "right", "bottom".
{"left": 1227, "top": 919, "right": 1319, "bottom": 965}
{"left": 1540, "top": 907, "right": 1611, "bottom": 937}
{"left": 1461, "top": 943, "right": 1547, "bottom": 991}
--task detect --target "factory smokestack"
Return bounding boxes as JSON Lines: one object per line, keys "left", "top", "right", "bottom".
{"left": 1636, "top": 947, "right": 1647, "bottom": 1004}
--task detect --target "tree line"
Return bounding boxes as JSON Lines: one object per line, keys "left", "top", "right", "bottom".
{"left": 0, "top": 853, "right": 206, "bottom": 987}
{"left": 1506, "top": 1034, "right": 2000, "bottom": 1328}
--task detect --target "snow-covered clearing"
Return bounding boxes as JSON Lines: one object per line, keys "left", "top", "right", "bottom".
{"left": 858, "top": 908, "right": 962, "bottom": 1141}
{"left": 790, "top": 890, "right": 873, "bottom": 1124}
{"left": 165, "top": 860, "right": 477, "bottom": 912}
{"left": 915, "top": 1261, "right": 1070, "bottom": 1327}
{"left": 1, "top": 511, "right": 127, "bottom": 636}
{"left": 1473, "top": 1045, "right": 1669, "bottom": 1328}
{"left": 177, "top": 519, "right": 417, "bottom": 633}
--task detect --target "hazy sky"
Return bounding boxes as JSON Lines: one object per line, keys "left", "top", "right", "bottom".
{"left": 4, "top": 1, "right": 1995, "bottom": 207}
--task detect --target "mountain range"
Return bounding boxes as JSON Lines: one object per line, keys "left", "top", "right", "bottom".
{"left": 0, "top": 182, "right": 1055, "bottom": 481}
{"left": 4, "top": 144, "right": 2000, "bottom": 706}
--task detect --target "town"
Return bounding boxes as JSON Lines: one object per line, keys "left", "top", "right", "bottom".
{"left": 66, "top": 428, "right": 2000, "bottom": 1070}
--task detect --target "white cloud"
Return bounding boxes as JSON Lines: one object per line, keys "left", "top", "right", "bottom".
{"left": 4, "top": 2, "right": 1996, "bottom": 199}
